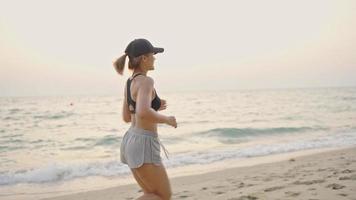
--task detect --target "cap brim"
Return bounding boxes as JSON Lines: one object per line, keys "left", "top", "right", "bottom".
{"left": 153, "top": 47, "right": 164, "bottom": 54}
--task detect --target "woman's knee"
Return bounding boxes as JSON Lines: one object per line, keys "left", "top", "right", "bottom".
{"left": 135, "top": 164, "right": 172, "bottom": 200}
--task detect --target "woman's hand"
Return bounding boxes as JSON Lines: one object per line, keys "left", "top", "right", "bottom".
{"left": 158, "top": 99, "right": 167, "bottom": 111}
{"left": 166, "top": 116, "right": 177, "bottom": 128}
{"left": 159, "top": 99, "right": 177, "bottom": 128}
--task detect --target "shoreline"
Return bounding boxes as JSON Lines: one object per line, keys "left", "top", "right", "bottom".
{"left": 34, "top": 146, "right": 356, "bottom": 200}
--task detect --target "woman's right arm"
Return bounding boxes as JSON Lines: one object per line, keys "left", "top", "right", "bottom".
{"left": 135, "top": 77, "right": 169, "bottom": 124}
{"left": 136, "top": 77, "right": 177, "bottom": 128}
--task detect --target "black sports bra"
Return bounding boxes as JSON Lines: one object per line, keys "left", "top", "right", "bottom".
{"left": 126, "top": 73, "right": 161, "bottom": 113}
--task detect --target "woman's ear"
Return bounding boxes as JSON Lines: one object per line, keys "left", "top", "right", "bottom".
{"left": 141, "top": 55, "right": 147, "bottom": 62}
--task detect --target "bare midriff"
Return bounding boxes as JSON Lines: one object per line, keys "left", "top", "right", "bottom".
{"left": 130, "top": 112, "right": 158, "bottom": 133}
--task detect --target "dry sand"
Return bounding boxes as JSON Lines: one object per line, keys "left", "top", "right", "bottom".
{"left": 40, "top": 147, "right": 356, "bottom": 200}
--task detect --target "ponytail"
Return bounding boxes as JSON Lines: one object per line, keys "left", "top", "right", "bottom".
{"left": 113, "top": 54, "right": 127, "bottom": 75}
{"left": 113, "top": 53, "right": 144, "bottom": 75}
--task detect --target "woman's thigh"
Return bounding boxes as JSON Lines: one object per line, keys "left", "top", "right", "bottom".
{"left": 131, "top": 168, "right": 150, "bottom": 193}
{"left": 131, "top": 163, "right": 172, "bottom": 199}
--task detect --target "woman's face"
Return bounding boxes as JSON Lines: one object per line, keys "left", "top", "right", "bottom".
{"left": 142, "top": 53, "right": 156, "bottom": 71}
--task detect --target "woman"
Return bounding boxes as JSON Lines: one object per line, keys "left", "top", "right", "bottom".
{"left": 113, "top": 38, "right": 177, "bottom": 200}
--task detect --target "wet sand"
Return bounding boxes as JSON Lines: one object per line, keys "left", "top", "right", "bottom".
{"left": 38, "top": 146, "right": 356, "bottom": 200}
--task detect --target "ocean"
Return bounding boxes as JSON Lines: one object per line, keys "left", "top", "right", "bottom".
{"left": 1, "top": 87, "right": 356, "bottom": 199}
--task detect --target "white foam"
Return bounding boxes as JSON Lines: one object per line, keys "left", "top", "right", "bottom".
{"left": 0, "top": 160, "right": 130, "bottom": 185}
{"left": 164, "top": 131, "right": 356, "bottom": 168}
{"left": 1, "top": 131, "right": 355, "bottom": 186}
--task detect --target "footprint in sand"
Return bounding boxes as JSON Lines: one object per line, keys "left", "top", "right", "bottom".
{"left": 339, "top": 174, "right": 356, "bottom": 180}
{"left": 338, "top": 193, "right": 348, "bottom": 197}
{"left": 200, "top": 187, "right": 208, "bottom": 190}
{"left": 285, "top": 191, "right": 300, "bottom": 197}
{"left": 341, "top": 169, "right": 353, "bottom": 173}
{"left": 262, "top": 177, "right": 273, "bottom": 181}
{"left": 246, "top": 183, "right": 255, "bottom": 187}
{"left": 213, "top": 185, "right": 226, "bottom": 189}
{"left": 178, "top": 195, "right": 190, "bottom": 198}
{"left": 264, "top": 186, "right": 284, "bottom": 192}
{"left": 213, "top": 191, "right": 225, "bottom": 195}
{"left": 229, "top": 195, "right": 258, "bottom": 200}
{"left": 235, "top": 182, "right": 245, "bottom": 188}
{"left": 326, "top": 183, "right": 345, "bottom": 190}
{"left": 173, "top": 190, "right": 192, "bottom": 199}
{"left": 293, "top": 179, "right": 325, "bottom": 185}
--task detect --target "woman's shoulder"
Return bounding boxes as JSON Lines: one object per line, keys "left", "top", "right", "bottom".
{"left": 140, "top": 75, "right": 154, "bottom": 85}
{"left": 135, "top": 75, "right": 154, "bottom": 88}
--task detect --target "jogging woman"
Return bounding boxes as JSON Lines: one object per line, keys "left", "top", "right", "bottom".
{"left": 113, "top": 38, "right": 177, "bottom": 200}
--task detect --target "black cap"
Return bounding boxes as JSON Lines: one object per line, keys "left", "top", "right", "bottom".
{"left": 124, "top": 38, "right": 164, "bottom": 57}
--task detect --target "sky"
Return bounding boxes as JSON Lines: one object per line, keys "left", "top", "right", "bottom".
{"left": 0, "top": 0, "right": 355, "bottom": 97}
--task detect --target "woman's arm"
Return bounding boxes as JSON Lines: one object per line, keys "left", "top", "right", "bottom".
{"left": 122, "top": 82, "right": 131, "bottom": 123}
{"left": 135, "top": 77, "right": 169, "bottom": 124}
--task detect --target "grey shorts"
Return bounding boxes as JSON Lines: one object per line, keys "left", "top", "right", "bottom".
{"left": 120, "top": 126, "right": 169, "bottom": 169}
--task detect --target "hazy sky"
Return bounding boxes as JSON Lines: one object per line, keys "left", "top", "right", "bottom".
{"left": 0, "top": 0, "right": 355, "bottom": 96}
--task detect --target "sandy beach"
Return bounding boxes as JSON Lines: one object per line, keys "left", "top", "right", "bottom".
{"left": 38, "top": 147, "right": 356, "bottom": 200}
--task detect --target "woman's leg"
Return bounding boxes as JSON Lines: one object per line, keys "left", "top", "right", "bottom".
{"left": 131, "top": 163, "right": 172, "bottom": 200}
{"left": 130, "top": 169, "right": 162, "bottom": 200}
{"left": 131, "top": 168, "right": 150, "bottom": 193}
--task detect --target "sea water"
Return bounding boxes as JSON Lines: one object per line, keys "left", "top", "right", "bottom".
{"left": 1, "top": 87, "right": 356, "bottom": 199}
